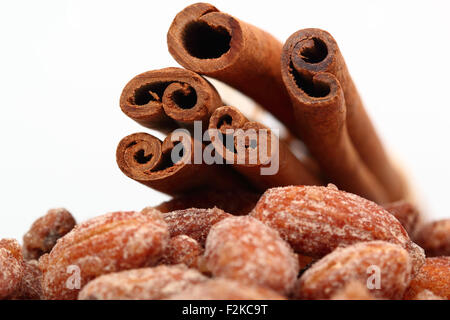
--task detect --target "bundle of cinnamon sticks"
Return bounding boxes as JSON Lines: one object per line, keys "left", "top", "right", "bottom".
{"left": 4, "top": 3, "right": 450, "bottom": 302}
{"left": 116, "top": 2, "right": 408, "bottom": 206}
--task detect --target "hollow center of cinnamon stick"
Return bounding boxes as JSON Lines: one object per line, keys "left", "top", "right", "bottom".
{"left": 217, "top": 115, "right": 233, "bottom": 130}
{"left": 134, "top": 149, "right": 153, "bottom": 164}
{"left": 151, "top": 142, "right": 185, "bottom": 172}
{"left": 133, "top": 82, "right": 169, "bottom": 105}
{"left": 298, "top": 38, "right": 328, "bottom": 64}
{"left": 182, "top": 21, "right": 231, "bottom": 59}
{"left": 171, "top": 86, "right": 197, "bottom": 109}
{"left": 290, "top": 63, "right": 330, "bottom": 98}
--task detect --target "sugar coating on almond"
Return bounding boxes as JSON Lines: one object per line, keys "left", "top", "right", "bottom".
{"left": 204, "top": 216, "right": 299, "bottom": 295}
{"left": 79, "top": 265, "right": 207, "bottom": 300}
{"left": 415, "top": 219, "right": 450, "bottom": 257}
{"left": 0, "top": 239, "right": 23, "bottom": 261}
{"left": 40, "top": 210, "right": 169, "bottom": 300}
{"left": 331, "top": 281, "right": 376, "bottom": 300}
{"left": 297, "top": 241, "right": 412, "bottom": 300}
{"left": 250, "top": 185, "right": 424, "bottom": 275}
{"left": 163, "top": 207, "right": 232, "bottom": 246}
{"left": 383, "top": 201, "right": 420, "bottom": 236}
{"left": 14, "top": 259, "right": 42, "bottom": 300}
{"left": 411, "top": 289, "right": 444, "bottom": 300}
{"left": 160, "top": 235, "right": 203, "bottom": 268}
{"left": 23, "top": 208, "right": 76, "bottom": 260}
{"left": 168, "top": 278, "right": 286, "bottom": 300}
{"left": 404, "top": 257, "right": 450, "bottom": 300}
{"left": 0, "top": 239, "right": 24, "bottom": 299}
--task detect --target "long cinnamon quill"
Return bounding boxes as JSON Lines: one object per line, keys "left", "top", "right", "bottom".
{"left": 120, "top": 67, "right": 221, "bottom": 132}
{"left": 167, "top": 3, "right": 296, "bottom": 134}
{"left": 280, "top": 59, "right": 389, "bottom": 203}
{"left": 208, "top": 106, "right": 320, "bottom": 192}
{"left": 116, "top": 131, "right": 247, "bottom": 195}
{"left": 154, "top": 189, "right": 260, "bottom": 216}
{"left": 281, "top": 29, "right": 404, "bottom": 201}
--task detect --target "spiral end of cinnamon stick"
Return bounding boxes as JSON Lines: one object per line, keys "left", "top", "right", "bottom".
{"left": 287, "top": 29, "right": 338, "bottom": 72}
{"left": 281, "top": 29, "right": 345, "bottom": 117}
{"left": 209, "top": 106, "right": 275, "bottom": 166}
{"left": 116, "top": 132, "right": 191, "bottom": 183}
{"left": 120, "top": 67, "right": 221, "bottom": 130}
{"left": 208, "top": 106, "right": 247, "bottom": 135}
{"left": 236, "top": 121, "right": 275, "bottom": 167}
{"left": 167, "top": 3, "right": 243, "bottom": 74}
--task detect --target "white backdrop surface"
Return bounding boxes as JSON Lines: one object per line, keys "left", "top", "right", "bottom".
{"left": 0, "top": 0, "right": 449, "bottom": 239}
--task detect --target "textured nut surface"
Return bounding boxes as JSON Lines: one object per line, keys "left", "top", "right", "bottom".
{"left": 14, "top": 259, "right": 42, "bottom": 300}
{"left": 168, "top": 278, "right": 286, "bottom": 300}
{"left": 160, "top": 235, "right": 203, "bottom": 268}
{"left": 404, "top": 257, "right": 450, "bottom": 300}
{"left": 0, "top": 239, "right": 24, "bottom": 299}
{"left": 250, "top": 185, "right": 424, "bottom": 274}
{"left": 383, "top": 201, "right": 420, "bottom": 236}
{"left": 23, "top": 208, "right": 76, "bottom": 260}
{"left": 79, "top": 265, "right": 207, "bottom": 300}
{"left": 40, "top": 209, "right": 169, "bottom": 300}
{"left": 0, "top": 238, "right": 23, "bottom": 261}
{"left": 296, "top": 241, "right": 412, "bottom": 300}
{"left": 412, "top": 290, "right": 445, "bottom": 300}
{"left": 162, "top": 207, "right": 232, "bottom": 246}
{"left": 204, "top": 216, "right": 299, "bottom": 295}
{"left": 415, "top": 219, "right": 450, "bottom": 257}
{"left": 331, "top": 281, "right": 376, "bottom": 300}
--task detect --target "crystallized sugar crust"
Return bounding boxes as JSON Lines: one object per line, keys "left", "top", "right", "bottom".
{"left": 160, "top": 235, "right": 203, "bottom": 268}
{"left": 0, "top": 239, "right": 22, "bottom": 261}
{"left": 383, "top": 201, "right": 419, "bottom": 236}
{"left": 415, "top": 219, "right": 450, "bottom": 257}
{"left": 79, "top": 264, "right": 207, "bottom": 300}
{"left": 296, "top": 241, "right": 412, "bottom": 300}
{"left": 331, "top": 281, "right": 376, "bottom": 300}
{"left": 163, "top": 207, "right": 232, "bottom": 246}
{"left": 23, "top": 208, "right": 76, "bottom": 260}
{"left": 40, "top": 210, "right": 169, "bottom": 300}
{"left": 169, "top": 278, "right": 286, "bottom": 300}
{"left": 0, "top": 248, "right": 23, "bottom": 299}
{"left": 15, "top": 259, "right": 43, "bottom": 300}
{"left": 204, "top": 216, "right": 299, "bottom": 295}
{"left": 404, "top": 257, "right": 450, "bottom": 300}
{"left": 0, "top": 239, "right": 25, "bottom": 299}
{"left": 250, "top": 185, "right": 425, "bottom": 275}
{"left": 0, "top": 239, "right": 43, "bottom": 300}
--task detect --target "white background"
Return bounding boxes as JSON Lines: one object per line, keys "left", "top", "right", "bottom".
{"left": 0, "top": 0, "right": 449, "bottom": 240}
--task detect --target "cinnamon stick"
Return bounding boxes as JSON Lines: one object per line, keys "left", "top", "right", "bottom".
{"left": 167, "top": 3, "right": 296, "bottom": 134}
{"left": 116, "top": 131, "right": 247, "bottom": 195}
{"left": 208, "top": 106, "right": 320, "bottom": 191}
{"left": 281, "top": 29, "right": 404, "bottom": 201}
{"left": 120, "top": 67, "right": 222, "bottom": 132}
{"left": 154, "top": 189, "right": 260, "bottom": 216}
{"left": 280, "top": 60, "right": 389, "bottom": 202}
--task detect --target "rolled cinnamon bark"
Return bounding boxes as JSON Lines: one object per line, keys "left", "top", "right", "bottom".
{"left": 167, "top": 3, "right": 296, "bottom": 134}
{"left": 154, "top": 189, "right": 260, "bottom": 216}
{"left": 279, "top": 64, "right": 388, "bottom": 202}
{"left": 208, "top": 106, "right": 320, "bottom": 191}
{"left": 120, "top": 67, "right": 222, "bottom": 132}
{"left": 116, "top": 131, "right": 247, "bottom": 195}
{"left": 281, "top": 29, "right": 404, "bottom": 201}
